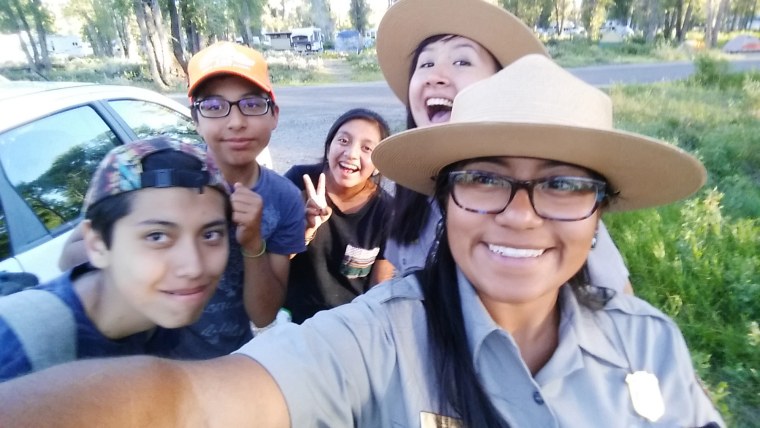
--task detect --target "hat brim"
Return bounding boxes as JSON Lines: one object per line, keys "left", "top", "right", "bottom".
{"left": 187, "top": 69, "right": 275, "bottom": 102}
{"left": 372, "top": 123, "right": 706, "bottom": 212}
{"left": 376, "top": 0, "right": 548, "bottom": 104}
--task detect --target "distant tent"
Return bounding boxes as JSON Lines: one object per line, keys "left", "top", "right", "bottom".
{"left": 722, "top": 35, "right": 760, "bottom": 53}
{"left": 335, "top": 30, "right": 362, "bottom": 54}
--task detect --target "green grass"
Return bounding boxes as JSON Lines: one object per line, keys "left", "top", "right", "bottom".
{"left": 0, "top": 38, "right": 708, "bottom": 91}
{"left": 603, "top": 60, "right": 760, "bottom": 425}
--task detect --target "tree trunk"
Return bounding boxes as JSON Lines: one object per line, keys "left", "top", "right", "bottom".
{"left": 148, "top": 0, "right": 171, "bottom": 78}
{"left": 706, "top": 0, "right": 730, "bottom": 47}
{"left": 241, "top": 0, "right": 254, "bottom": 46}
{"left": 167, "top": 0, "right": 188, "bottom": 72}
{"left": 10, "top": 0, "right": 42, "bottom": 70}
{"left": 29, "top": 0, "right": 50, "bottom": 69}
{"left": 113, "top": 14, "right": 131, "bottom": 58}
{"left": 133, "top": 0, "right": 169, "bottom": 89}
{"left": 642, "top": 0, "right": 662, "bottom": 43}
{"left": 82, "top": 21, "right": 100, "bottom": 56}
{"left": 683, "top": 0, "right": 694, "bottom": 38}
{"left": 674, "top": 0, "right": 684, "bottom": 41}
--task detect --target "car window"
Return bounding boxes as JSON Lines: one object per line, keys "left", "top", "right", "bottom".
{"left": 0, "top": 202, "right": 10, "bottom": 260}
{"left": 109, "top": 99, "right": 203, "bottom": 144}
{"left": 0, "top": 106, "right": 118, "bottom": 234}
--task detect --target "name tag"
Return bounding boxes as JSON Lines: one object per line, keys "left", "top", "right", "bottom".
{"left": 420, "top": 411, "right": 463, "bottom": 428}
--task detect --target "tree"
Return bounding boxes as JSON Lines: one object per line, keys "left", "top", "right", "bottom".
{"left": 499, "top": 0, "right": 545, "bottom": 29}
{"left": 581, "top": 0, "right": 613, "bottom": 39}
{"left": 349, "top": 0, "right": 369, "bottom": 34}
{"left": 64, "top": 0, "right": 123, "bottom": 57}
{"left": 0, "top": 0, "right": 53, "bottom": 71}
{"left": 550, "top": 0, "right": 573, "bottom": 35}
{"left": 133, "top": 0, "right": 170, "bottom": 89}
{"left": 705, "top": 0, "right": 730, "bottom": 47}
{"left": 166, "top": 0, "right": 187, "bottom": 71}
{"left": 609, "top": 0, "right": 635, "bottom": 25}
{"left": 310, "top": 0, "right": 333, "bottom": 39}
{"left": 229, "top": 0, "right": 265, "bottom": 47}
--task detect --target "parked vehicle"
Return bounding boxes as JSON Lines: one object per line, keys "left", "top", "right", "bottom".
{"left": 265, "top": 31, "right": 293, "bottom": 50}
{"left": 0, "top": 82, "right": 272, "bottom": 284}
{"left": 335, "top": 29, "right": 362, "bottom": 54}
{"left": 290, "top": 27, "right": 324, "bottom": 52}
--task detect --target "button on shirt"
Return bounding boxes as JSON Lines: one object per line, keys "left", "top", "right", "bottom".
{"left": 236, "top": 271, "right": 724, "bottom": 427}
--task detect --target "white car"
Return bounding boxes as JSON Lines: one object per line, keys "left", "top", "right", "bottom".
{"left": 0, "top": 82, "right": 272, "bottom": 284}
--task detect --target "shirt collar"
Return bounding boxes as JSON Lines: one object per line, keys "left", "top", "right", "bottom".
{"left": 457, "top": 271, "right": 629, "bottom": 373}
{"left": 561, "top": 285, "right": 630, "bottom": 369}
{"left": 456, "top": 268, "right": 503, "bottom": 361}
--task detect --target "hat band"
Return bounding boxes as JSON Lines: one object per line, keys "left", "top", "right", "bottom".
{"left": 141, "top": 169, "right": 211, "bottom": 192}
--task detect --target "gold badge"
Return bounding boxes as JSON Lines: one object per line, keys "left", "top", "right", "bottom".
{"left": 625, "top": 371, "right": 665, "bottom": 422}
{"left": 420, "top": 411, "right": 463, "bottom": 428}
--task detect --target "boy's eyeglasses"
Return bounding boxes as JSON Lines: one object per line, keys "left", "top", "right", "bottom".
{"left": 193, "top": 96, "right": 271, "bottom": 118}
{"left": 447, "top": 170, "right": 607, "bottom": 221}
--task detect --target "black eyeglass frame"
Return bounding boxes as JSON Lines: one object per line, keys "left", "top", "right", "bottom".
{"left": 447, "top": 170, "right": 608, "bottom": 221}
{"left": 193, "top": 95, "right": 272, "bottom": 118}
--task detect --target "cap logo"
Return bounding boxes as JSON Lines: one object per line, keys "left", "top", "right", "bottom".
{"left": 199, "top": 44, "right": 256, "bottom": 71}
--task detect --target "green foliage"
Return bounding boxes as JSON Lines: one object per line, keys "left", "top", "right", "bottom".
{"left": 548, "top": 38, "right": 689, "bottom": 67}
{"left": 604, "top": 77, "right": 760, "bottom": 424}
{"left": 691, "top": 53, "right": 732, "bottom": 88}
{"left": 0, "top": 57, "right": 150, "bottom": 85}
{"left": 266, "top": 51, "right": 328, "bottom": 85}
{"left": 611, "top": 77, "right": 760, "bottom": 220}
{"left": 348, "top": 0, "right": 370, "bottom": 34}
{"left": 345, "top": 49, "right": 380, "bottom": 74}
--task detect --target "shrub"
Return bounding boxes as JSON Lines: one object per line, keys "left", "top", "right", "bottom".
{"left": 691, "top": 54, "right": 731, "bottom": 88}
{"left": 606, "top": 76, "right": 760, "bottom": 424}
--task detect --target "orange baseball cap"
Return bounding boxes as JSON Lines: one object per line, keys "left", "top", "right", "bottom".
{"left": 187, "top": 41, "right": 275, "bottom": 102}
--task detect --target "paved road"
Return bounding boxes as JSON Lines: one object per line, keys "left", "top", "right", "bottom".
{"left": 174, "top": 56, "right": 760, "bottom": 174}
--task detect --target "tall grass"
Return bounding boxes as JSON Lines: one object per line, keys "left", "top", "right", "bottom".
{"left": 604, "top": 59, "right": 760, "bottom": 425}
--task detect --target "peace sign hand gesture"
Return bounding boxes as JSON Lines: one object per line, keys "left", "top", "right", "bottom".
{"left": 303, "top": 173, "right": 332, "bottom": 237}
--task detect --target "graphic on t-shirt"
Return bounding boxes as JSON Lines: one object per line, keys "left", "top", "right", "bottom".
{"left": 340, "top": 244, "right": 380, "bottom": 279}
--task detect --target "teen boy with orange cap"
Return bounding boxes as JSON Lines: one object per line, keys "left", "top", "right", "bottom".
{"left": 151, "top": 42, "right": 306, "bottom": 358}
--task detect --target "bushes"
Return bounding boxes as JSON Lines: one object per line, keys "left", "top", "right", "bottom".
{"left": 605, "top": 76, "right": 760, "bottom": 425}
{"left": 549, "top": 38, "right": 689, "bottom": 68}
{"left": 0, "top": 57, "right": 149, "bottom": 84}
{"left": 690, "top": 53, "right": 760, "bottom": 91}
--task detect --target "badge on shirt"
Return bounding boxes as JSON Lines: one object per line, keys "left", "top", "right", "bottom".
{"left": 420, "top": 411, "right": 463, "bottom": 428}
{"left": 625, "top": 371, "right": 665, "bottom": 422}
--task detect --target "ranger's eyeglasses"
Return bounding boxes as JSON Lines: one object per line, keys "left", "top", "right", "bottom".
{"left": 448, "top": 170, "right": 608, "bottom": 221}
{"left": 194, "top": 95, "right": 272, "bottom": 118}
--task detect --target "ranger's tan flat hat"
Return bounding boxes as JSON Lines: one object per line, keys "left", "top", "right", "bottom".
{"left": 376, "top": 0, "right": 548, "bottom": 104}
{"left": 372, "top": 54, "right": 706, "bottom": 212}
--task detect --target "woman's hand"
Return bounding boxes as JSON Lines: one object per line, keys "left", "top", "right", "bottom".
{"left": 303, "top": 173, "right": 332, "bottom": 240}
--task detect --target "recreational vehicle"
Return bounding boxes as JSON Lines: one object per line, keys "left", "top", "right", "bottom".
{"left": 290, "top": 27, "right": 324, "bottom": 52}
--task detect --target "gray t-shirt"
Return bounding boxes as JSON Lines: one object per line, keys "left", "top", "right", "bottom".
{"left": 386, "top": 199, "right": 629, "bottom": 291}
{"left": 236, "top": 273, "right": 723, "bottom": 427}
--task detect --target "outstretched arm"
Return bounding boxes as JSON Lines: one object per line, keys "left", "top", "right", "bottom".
{"left": 0, "top": 355, "right": 289, "bottom": 427}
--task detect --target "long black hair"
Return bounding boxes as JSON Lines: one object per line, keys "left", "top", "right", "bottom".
{"left": 388, "top": 35, "right": 501, "bottom": 245}
{"left": 419, "top": 160, "right": 615, "bottom": 427}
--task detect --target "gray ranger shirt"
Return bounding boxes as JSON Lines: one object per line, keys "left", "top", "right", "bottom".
{"left": 236, "top": 271, "right": 723, "bottom": 427}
